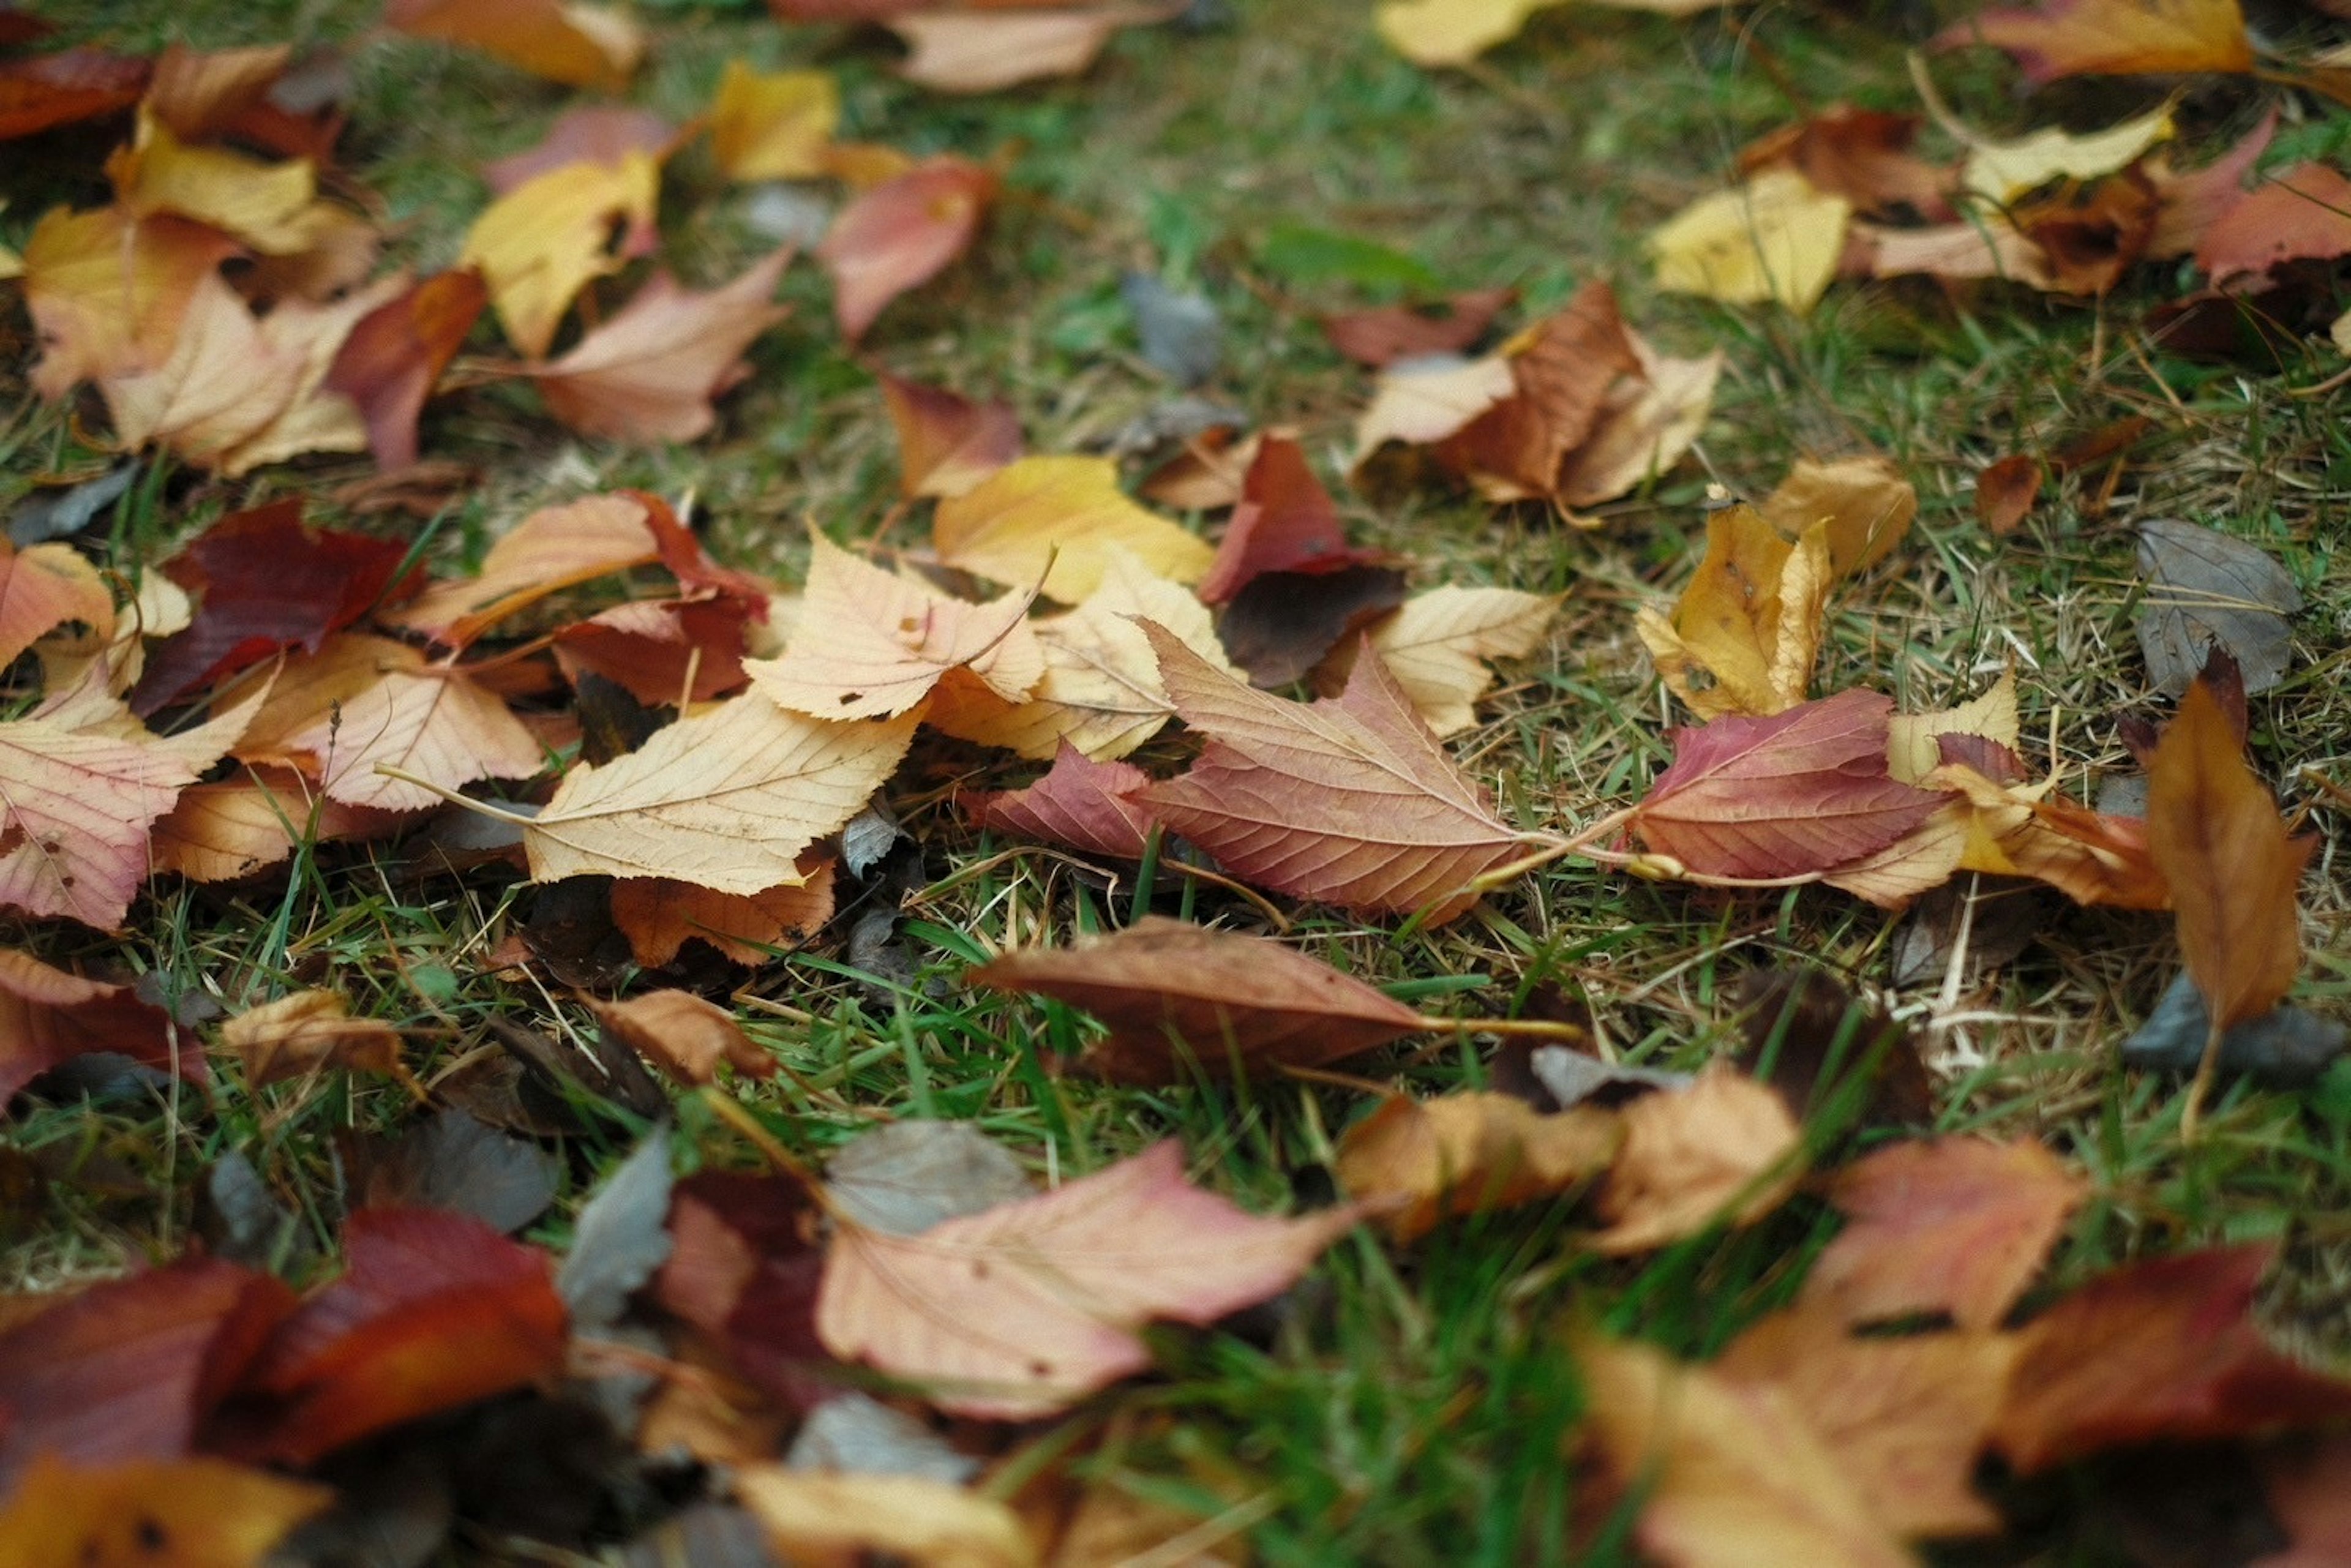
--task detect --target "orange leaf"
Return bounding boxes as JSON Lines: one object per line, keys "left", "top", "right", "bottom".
{"left": 1591, "top": 1064, "right": 1804, "bottom": 1253}
{"left": 591, "top": 989, "right": 775, "bottom": 1084}
{"left": 151, "top": 766, "right": 403, "bottom": 883}
{"left": 816, "top": 156, "right": 995, "bottom": 342}
{"left": 0, "top": 1454, "right": 328, "bottom": 1568}
{"left": 0, "top": 947, "right": 188, "bottom": 1101}
{"left": 0, "top": 49, "right": 148, "bottom": 141}
{"left": 1335, "top": 1090, "right": 1619, "bottom": 1241}
{"left": 1935, "top": 0, "right": 2252, "bottom": 83}
{"left": 876, "top": 370, "right": 1022, "bottom": 499}
{"left": 553, "top": 598, "right": 754, "bottom": 707}
{"left": 219, "top": 989, "right": 404, "bottom": 1087}
{"left": 392, "top": 493, "right": 658, "bottom": 649}
{"left": 321, "top": 268, "right": 488, "bottom": 469}
{"left": 0, "top": 539, "right": 112, "bottom": 668}
{"left": 384, "top": 0, "right": 642, "bottom": 91}
{"left": 1973, "top": 454, "right": 2042, "bottom": 535}
{"left": 967, "top": 917, "right": 1427, "bottom": 1083}
{"left": 608, "top": 858, "right": 836, "bottom": 966}
{"left": 1138, "top": 623, "right": 1529, "bottom": 922}
{"left": 2145, "top": 677, "right": 2308, "bottom": 1030}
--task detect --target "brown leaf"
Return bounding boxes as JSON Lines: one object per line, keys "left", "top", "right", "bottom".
{"left": 1552, "top": 331, "right": 1722, "bottom": 512}
{"left": 966, "top": 741, "right": 1156, "bottom": 860}
{"left": 1934, "top": 0, "right": 2252, "bottom": 83}
{"left": 1319, "top": 286, "right": 1517, "bottom": 367}
{"left": 1335, "top": 1090, "right": 1619, "bottom": 1242}
{"left": 609, "top": 857, "right": 836, "bottom": 967}
{"left": 1592, "top": 1064, "right": 1803, "bottom": 1253}
{"left": 816, "top": 1139, "right": 1357, "bottom": 1418}
{"left": 321, "top": 269, "right": 487, "bottom": 469}
{"left": 553, "top": 598, "right": 754, "bottom": 708}
{"left": 967, "top": 917, "right": 1425, "bottom": 1083}
{"left": 530, "top": 249, "right": 793, "bottom": 443}
{"left": 1219, "top": 564, "right": 1411, "bottom": 689}
{"left": 890, "top": 7, "right": 1173, "bottom": 94}
{"left": 1993, "top": 1244, "right": 2351, "bottom": 1472}
{"left": 1633, "top": 505, "right": 1832, "bottom": 720}
{"left": 1195, "top": 435, "right": 1374, "bottom": 604}
{"left": 384, "top": 0, "right": 642, "bottom": 91}
{"left": 1139, "top": 623, "right": 1530, "bottom": 922}
{"left": 220, "top": 989, "right": 403, "bottom": 1087}
{"left": 1431, "top": 282, "right": 1641, "bottom": 503}
{"left": 1973, "top": 454, "right": 2044, "bottom": 535}
{"left": 591, "top": 989, "right": 774, "bottom": 1085}
{"left": 1629, "top": 689, "right": 1951, "bottom": 882}
{"left": 0, "top": 1454, "right": 328, "bottom": 1568}
{"left": 817, "top": 156, "right": 995, "bottom": 342}
{"left": 0, "top": 947, "right": 186, "bottom": 1104}
{"left": 877, "top": 371, "right": 1022, "bottom": 499}
{"left": 1739, "top": 105, "right": 1955, "bottom": 222}
{"left": 2145, "top": 677, "right": 2308, "bottom": 1030}
{"left": 1804, "top": 1138, "right": 2087, "bottom": 1329}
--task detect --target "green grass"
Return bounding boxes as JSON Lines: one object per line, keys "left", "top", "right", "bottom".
{"left": 6, "top": 0, "right": 2351, "bottom": 1561}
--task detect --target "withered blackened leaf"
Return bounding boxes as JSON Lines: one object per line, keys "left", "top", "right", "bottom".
{"left": 2121, "top": 971, "right": 2346, "bottom": 1089}
{"left": 354, "top": 1107, "right": 559, "bottom": 1234}
{"left": 2135, "top": 519, "right": 2301, "bottom": 696}
{"left": 198, "top": 1151, "right": 308, "bottom": 1274}
{"left": 1121, "top": 271, "right": 1222, "bottom": 389}
{"left": 1888, "top": 875, "right": 2049, "bottom": 988}
{"left": 574, "top": 670, "right": 664, "bottom": 765}
{"left": 1217, "top": 564, "right": 1409, "bottom": 688}
{"left": 1736, "top": 968, "right": 1932, "bottom": 1126}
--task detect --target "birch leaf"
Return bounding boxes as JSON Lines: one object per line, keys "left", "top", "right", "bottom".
{"left": 1343, "top": 585, "right": 1559, "bottom": 736}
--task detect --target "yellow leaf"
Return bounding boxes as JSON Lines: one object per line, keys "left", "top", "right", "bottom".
{"left": 106, "top": 110, "right": 354, "bottom": 263}
{"left": 0, "top": 1454, "right": 329, "bottom": 1568}
{"left": 1374, "top": 0, "right": 1561, "bottom": 66}
{"left": 386, "top": 0, "right": 642, "bottom": 91}
{"left": 1758, "top": 455, "right": 1918, "bottom": 578}
{"left": 930, "top": 549, "right": 1234, "bottom": 760}
{"left": 459, "top": 151, "right": 660, "bottom": 358}
{"left": 932, "top": 454, "right": 1212, "bottom": 604}
{"left": 710, "top": 62, "right": 839, "bottom": 181}
{"left": 746, "top": 528, "right": 1042, "bottom": 720}
{"left": 525, "top": 692, "right": 918, "bottom": 892}
{"left": 1887, "top": 672, "right": 2019, "bottom": 786}
{"left": 1346, "top": 585, "right": 1559, "bottom": 737}
{"left": 1635, "top": 506, "right": 1832, "bottom": 719}
{"left": 21, "top": 206, "right": 239, "bottom": 400}
{"left": 1960, "top": 103, "right": 2173, "bottom": 204}
{"left": 736, "top": 1469, "right": 1037, "bottom": 1568}
{"left": 1648, "top": 167, "right": 1853, "bottom": 314}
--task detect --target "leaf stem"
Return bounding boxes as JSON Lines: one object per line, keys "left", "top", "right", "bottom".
{"left": 1412, "top": 1015, "right": 1591, "bottom": 1044}
{"left": 370, "top": 765, "right": 539, "bottom": 824}
{"left": 2181, "top": 1011, "right": 2226, "bottom": 1142}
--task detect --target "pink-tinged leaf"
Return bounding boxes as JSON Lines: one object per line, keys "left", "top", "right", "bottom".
{"left": 0, "top": 1258, "right": 292, "bottom": 1486}
{"left": 529, "top": 248, "right": 793, "bottom": 444}
{"left": 0, "top": 716, "right": 203, "bottom": 930}
{"left": 1138, "top": 625, "right": 1529, "bottom": 923}
{"left": 816, "top": 157, "right": 996, "bottom": 342}
{"left": 321, "top": 268, "right": 489, "bottom": 469}
{"left": 817, "top": 1140, "right": 1358, "bottom": 1418}
{"left": 877, "top": 370, "right": 1022, "bottom": 499}
{"left": 2196, "top": 163, "right": 2351, "bottom": 288}
{"left": 1932, "top": 0, "right": 2252, "bottom": 84}
{"left": 132, "top": 501, "right": 416, "bottom": 715}
{"left": 1196, "top": 435, "right": 1379, "bottom": 604}
{"left": 966, "top": 740, "right": 1156, "bottom": 860}
{"left": 1630, "top": 689, "right": 1949, "bottom": 880}
{"left": 481, "top": 104, "right": 678, "bottom": 194}
{"left": 0, "top": 947, "right": 187, "bottom": 1103}
{"left": 2146, "top": 108, "right": 2274, "bottom": 260}
{"left": 1319, "top": 286, "right": 1517, "bottom": 367}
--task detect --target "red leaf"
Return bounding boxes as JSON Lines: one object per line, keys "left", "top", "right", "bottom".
{"left": 656, "top": 1172, "right": 830, "bottom": 1409}
{"left": 322, "top": 269, "right": 489, "bottom": 470}
{"left": 1196, "top": 435, "right": 1378, "bottom": 604}
{"left": 0, "top": 49, "right": 149, "bottom": 141}
{"left": 1631, "top": 690, "right": 1949, "bottom": 880}
{"left": 1318, "top": 286, "right": 1516, "bottom": 367}
{"left": 816, "top": 157, "right": 996, "bottom": 342}
{"left": 967, "top": 740, "right": 1156, "bottom": 860}
{"left": 230, "top": 1208, "right": 568, "bottom": 1465}
{"left": 0, "top": 947, "right": 186, "bottom": 1103}
{"left": 2196, "top": 163, "right": 2351, "bottom": 288}
{"left": 553, "top": 598, "right": 753, "bottom": 707}
{"left": 876, "top": 370, "right": 1022, "bottom": 499}
{"left": 131, "top": 502, "right": 417, "bottom": 715}
{"left": 0, "top": 1258, "right": 293, "bottom": 1487}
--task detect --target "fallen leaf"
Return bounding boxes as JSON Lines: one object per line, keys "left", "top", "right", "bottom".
{"left": 233, "top": 1207, "right": 570, "bottom": 1465}
{"left": 1958, "top": 104, "right": 2174, "bottom": 207}
{"left": 555, "top": 598, "right": 754, "bottom": 707}
{"left": 220, "top": 988, "right": 403, "bottom": 1087}
{"left": 0, "top": 947, "right": 184, "bottom": 1101}
{"left": 392, "top": 493, "right": 658, "bottom": 650}
{"left": 321, "top": 268, "right": 488, "bottom": 468}
{"left": 525, "top": 693, "right": 918, "bottom": 893}
{"left": 352, "top": 1106, "right": 558, "bottom": 1234}
{"left": 891, "top": 7, "right": 1171, "bottom": 94}
{"left": 1994, "top": 1244, "right": 2351, "bottom": 1472}
{"left": 826, "top": 1120, "right": 1036, "bottom": 1239}
{"left": 262, "top": 636, "right": 545, "bottom": 813}
{"left": 1592, "top": 1064, "right": 1804, "bottom": 1253}
{"left": 1649, "top": 168, "right": 1853, "bottom": 313}
{"left": 458, "top": 151, "right": 660, "bottom": 358}
{"left": 1853, "top": 213, "right": 2057, "bottom": 290}
{"left": 1331, "top": 585, "right": 1559, "bottom": 737}
{"left": 1933, "top": 0, "right": 2251, "bottom": 83}
{"left": 1195, "top": 435, "right": 1374, "bottom": 604}
{"left": 2145, "top": 677, "right": 2308, "bottom": 1032}
{"left": 1430, "top": 283, "right": 1641, "bottom": 503}
{"left": 710, "top": 62, "right": 838, "bottom": 181}
{"left": 104, "top": 110, "right": 354, "bottom": 265}
{"left": 1634, "top": 506, "right": 1833, "bottom": 721}
{"left": 966, "top": 741, "right": 1155, "bottom": 860}
{"left": 20, "top": 209, "right": 239, "bottom": 402}
{"left": 1139, "top": 623, "right": 1532, "bottom": 921}
{"left": 1734, "top": 967, "right": 1934, "bottom": 1126}
{"left": 968, "top": 917, "right": 1426, "bottom": 1082}
{"left": 746, "top": 528, "right": 1042, "bottom": 720}
{"left": 877, "top": 371, "right": 1022, "bottom": 498}
{"left": 560, "top": 1133, "right": 675, "bottom": 1330}
{"left": 590, "top": 989, "right": 773, "bottom": 1085}
{"left": 481, "top": 103, "right": 678, "bottom": 193}
{"left": 1739, "top": 105, "right": 1955, "bottom": 222}
{"left": 1374, "top": 0, "right": 1561, "bottom": 66}
{"left": 2135, "top": 518, "right": 2301, "bottom": 696}
{"left": 817, "top": 1139, "right": 1357, "bottom": 1418}
{"left": 1349, "top": 352, "right": 1515, "bottom": 467}
{"left": 816, "top": 156, "right": 995, "bottom": 342}
{"left": 1886, "top": 672, "right": 2019, "bottom": 786}
{"left": 1219, "top": 563, "right": 1411, "bottom": 689}
{"left": 1336, "top": 1090, "right": 1619, "bottom": 1241}
{"left": 384, "top": 0, "right": 642, "bottom": 91}
{"left": 1758, "top": 456, "right": 1918, "bottom": 578}
{"left": 1804, "top": 1137, "right": 2087, "bottom": 1329}
{"left": 0, "top": 708, "right": 203, "bottom": 929}
{"left": 1320, "top": 286, "right": 1517, "bottom": 366}
{"left": 1973, "top": 454, "right": 2042, "bottom": 535}
{"left": 1576, "top": 1329, "right": 1916, "bottom": 1568}
{"left": 529, "top": 248, "right": 792, "bottom": 443}
{"left": 1553, "top": 333, "right": 1723, "bottom": 511}
{"left": 0, "top": 48, "right": 149, "bottom": 141}
{"left": 2146, "top": 108, "right": 2275, "bottom": 259}
{"left": 0, "top": 1454, "right": 328, "bottom": 1568}
{"left": 1630, "top": 690, "right": 1950, "bottom": 882}
{"left": 932, "top": 454, "right": 1212, "bottom": 604}
{"left": 132, "top": 506, "right": 411, "bottom": 716}
{"left": 735, "top": 1469, "right": 1035, "bottom": 1568}
{"left": 609, "top": 857, "right": 836, "bottom": 966}
{"left": 0, "top": 538, "right": 111, "bottom": 668}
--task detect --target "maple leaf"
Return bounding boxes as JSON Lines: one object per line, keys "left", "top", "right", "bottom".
{"left": 392, "top": 493, "right": 659, "bottom": 649}
{"left": 876, "top": 370, "right": 1022, "bottom": 499}
{"left": 932, "top": 454, "right": 1213, "bottom": 604}
{"left": 20, "top": 208, "right": 237, "bottom": 399}
{"left": 1195, "top": 434, "right": 1378, "bottom": 604}
{"left": 0, "top": 48, "right": 149, "bottom": 141}
{"left": 889, "top": 7, "right": 1174, "bottom": 94}
{"left": 523, "top": 692, "right": 918, "bottom": 893}
{"left": 1934, "top": 0, "right": 2251, "bottom": 83}
{"left": 969, "top": 917, "right": 1427, "bottom": 1083}
{"left": 1335, "top": 583, "right": 1559, "bottom": 737}
{"left": 1629, "top": 690, "right": 1951, "bottom": 882}
{"left": 1649, "top": 168, "right": 1853, "bottom": 314}
{"left": 385, "top": 0, "right": 643, "bottom": 91}
{"left": 529, "top": 248, "right": 793, "bottom": 443}
{"left": 2145, "top": 677, "right": 2309, "bottom": 1032}
{"left": 1336, "top": 1090, "right": 1621, "bottom": 1242}
{"left": 1802, "top": 1136, "right": 2087, "bottom": 1329}
{"left": 220, "top": 989, "right": 403, "bottom": 1087}
{"left": 459, "top": 151, "right": 659, "bottom": 359}
{"left": 1592, "top": 1064, "right": 1804, "bottom": 1253}
{"left": 817, "top": 1139, "right": 1358, "bottom": 1419}
{"left": 816, "top": 156, "right": 996, "bottom": 342}
{"left": 321, "top": 268, "right": 489, "bottom": 468}
{"left": 966, "top": 740, "right": 1155, "bottom": 860}
{"left": 1139, "top": 625, "right": 1531, "bottom": 921}
{"left": 710, "top": 62, "right": 839, "bottom": 181}
{"left": 608, "top": 856, "right": 836, "bottom": 967}
{"left": 0, "top": 947, "right": 184, "bottom": 1103}
{"left": 591, "top": 989, "right": 774, "bottom": 1085}
{"left": 746, "top": 528, "right": 1042, "bottom": 721}
{"left": 0, "top": 1455, "right": 329, "bottom": 1568}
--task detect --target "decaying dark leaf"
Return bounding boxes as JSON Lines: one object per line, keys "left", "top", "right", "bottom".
{"left": 2135, "top": 519, "right": 2301, "bottom": 697}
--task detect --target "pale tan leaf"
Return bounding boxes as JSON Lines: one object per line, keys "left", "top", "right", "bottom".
{"left": 1888, "top": 673, "right": 2019, "bottom": 787}
{"left": 1592, "top": 1064, "right": 1804, "bottom": 1254}
{"left": 392, "top": 495, "right": 656, "bottom": 648}
{"left": 735, "top": 1470, "right": 1035, "bottom": 1568}
{"left": 891, "top": 8, "right": 1174, "bottom": 94}
{"left": 1336, "top": 1091, "right": 1620, "bottom": 1241}
{"left": 933, "top": 455, "right": 1212, "bottom": 604}
{"left": 1350, "top": 353, "right": 1515, "bottom": 465}
{"left": 221, "top": 989, "right": 403, "bottom": 1086}
{"left": 263, "top": 639, "right": 543, "bottom": 812}
{"left": 1352, "top": 585, "right": 1559, "bottom": 737}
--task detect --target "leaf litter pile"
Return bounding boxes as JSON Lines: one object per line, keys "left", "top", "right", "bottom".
{"left": 0, "top": 0, "right": 2348, "bottom": 1562}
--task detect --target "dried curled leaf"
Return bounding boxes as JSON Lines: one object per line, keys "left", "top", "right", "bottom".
{"left": 1635, "top": 505, "right": 1832, "bottom": 721}
{"left": 220, "top": 989, "right": 403, "bottom": 1087}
